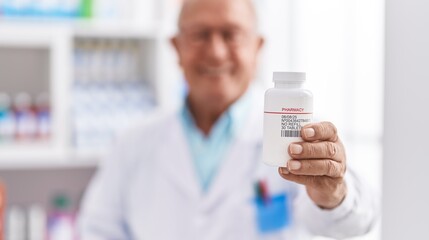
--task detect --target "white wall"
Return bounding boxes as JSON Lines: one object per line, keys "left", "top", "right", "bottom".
{"left": 383, "top": 0, "right": 429, "bottom": 239}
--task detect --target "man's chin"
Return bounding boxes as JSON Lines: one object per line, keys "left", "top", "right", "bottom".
{"left": 201, "top": 75, "right": 230, "bottom": 83}
{"left": 205, "top": 90, "right": 237, "bottom": 106}
{"left": 189, "top": 89, "right": 241, "bottom": 112}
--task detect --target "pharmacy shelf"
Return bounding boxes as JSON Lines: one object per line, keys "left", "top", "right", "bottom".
{"left": 0, "top": 157, "right": 99, "bottom": 170}
{"left": 72, "top": 20, "right": 162, "bottom": 39}
{"left": 0, "top": 24, "right": 73, "bottom": 168}
{"left": 0, "top": 144, "right": 66, "bottom": 169}
{"left": 0, "top": 143, "right": 106, "bottom": 169}
{"left": 0, "top": 143, "right": 62, "bottom": 159}
{"left": 0, "top": 107, "right": 176, "bottom": 170}
{"left": 0, "top": 147, "right": 123, "bottom": 171}
{"left": 0, "top": 4, "right": 182, "bottom": 170}
{"left": 0, "top": 19, "right": 162, "bottom": 39}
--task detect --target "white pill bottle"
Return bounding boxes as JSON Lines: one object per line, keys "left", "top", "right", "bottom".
{"left": 263, "top": 72, "right": 313, "bottom": 167}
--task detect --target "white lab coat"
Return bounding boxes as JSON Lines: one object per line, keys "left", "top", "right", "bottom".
{"left": 78, "top": 93, "right": 377, "bottom": 240}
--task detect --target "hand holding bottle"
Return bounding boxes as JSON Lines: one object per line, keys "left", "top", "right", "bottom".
{"left": 278, "top": 122, "right": 347, "bottom": 210}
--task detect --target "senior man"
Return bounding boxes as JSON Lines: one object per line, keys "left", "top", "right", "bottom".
{"left": 78, "top": 0, "right": 376, "bottom": 239}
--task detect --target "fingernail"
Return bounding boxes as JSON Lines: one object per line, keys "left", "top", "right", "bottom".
{"left": 280, "top": 167, "right": 289, "bottom": 174}
{"left": 304, "top": 128, "right": 315, "bottom": 138}
{"left": 290, "top": 144, "right": 303, "bottom": 155}
{"left": 288, "top": 160, "right": 301, "bottom": 170}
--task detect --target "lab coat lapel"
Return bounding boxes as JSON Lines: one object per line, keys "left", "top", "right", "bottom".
{"left": 162, "top": 88, "right": 264, "bottom": 205}
{"left": 203, "top": 104, "right": 263, "bottom": 209}
{"left": 162, "top": 115, "right": 201, "bottom": 199}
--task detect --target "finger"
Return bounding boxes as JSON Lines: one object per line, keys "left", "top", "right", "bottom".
{"left": 279, "top": 171, "right": 343, "bottom": 189}
{"left": 287, "top": 159, "right": 345, "bottom": 178}
{"left": 289, "top": 141, "right": 343, "bottom": 161}
{"left": 301, "top": 121, "right": 338, "bottom": 142}
{"left": 279, "top": 167, "right": 289, "bottom": 175}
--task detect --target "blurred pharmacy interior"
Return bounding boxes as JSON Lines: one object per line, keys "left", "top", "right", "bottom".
{"left": 0, "top": 0, "right": 390, "bottom": 239}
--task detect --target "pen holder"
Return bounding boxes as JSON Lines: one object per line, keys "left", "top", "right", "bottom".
{"left": 254, "top": 193, "right": 290, "bottom": 234}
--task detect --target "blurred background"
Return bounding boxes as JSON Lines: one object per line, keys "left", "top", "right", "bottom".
{"left": 0, "top": 0, "right": 384, "bottom": 239}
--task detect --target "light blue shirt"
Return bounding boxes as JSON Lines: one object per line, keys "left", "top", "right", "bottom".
{"left": 180, "top": 90, "right": 251, "bottom": 191}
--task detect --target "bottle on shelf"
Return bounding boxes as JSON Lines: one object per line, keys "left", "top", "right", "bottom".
{"left": 13, "top": 92, "right": 38, "bottom": 142}
{"left": 35, "top": 93, "right": 52, "bottom": 141}
{"left": 72, "top": 37, "right": 156, "bottom": 151}
{"left": 47, "top": 194, "right": 76, "bottom": 240}
{"left": 0, "top": 0, "right": 92, "bottom": 18}
{"left": 27, "top": 204, "right": 47, "bottom": 240}
{"left": 0, "top": 93, "right": 15, "bottom": 143}
{"left": 6, "top": 206, "right": 26, "bottom": 240}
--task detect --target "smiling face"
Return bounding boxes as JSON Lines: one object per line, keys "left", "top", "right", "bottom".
{"left": 172, "top": 0, "right": 263, "bottom": 111}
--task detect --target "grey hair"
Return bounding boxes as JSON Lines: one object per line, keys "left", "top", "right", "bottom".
{"left": 177, "top": 0, "right": 260, "bottom": 33}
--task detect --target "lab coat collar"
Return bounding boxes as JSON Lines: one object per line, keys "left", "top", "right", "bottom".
{"left": 163, "top": 87, "right": 264, "bottom": 208}
{"left": 163, "top": 116, "right": 202, "bottom": 199}
{"left": 203, "top": 92, "right": 264, "bottom": 209}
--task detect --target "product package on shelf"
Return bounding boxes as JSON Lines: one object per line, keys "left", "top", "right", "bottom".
{"left": 0, "top": 92, "right": 51, "bottom": 145}
{"left": 0, "top": 0, "right": 93, "bottom": 18}
{"left": 5, "top": 199, "right": 77, "bottom": 240}
{"left": 72, "top": 38, "right": 156, "bottom": 151}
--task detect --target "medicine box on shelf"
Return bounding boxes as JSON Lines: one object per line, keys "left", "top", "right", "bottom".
{"left": 71, "top": 36, "right": 158, "bottom": 153}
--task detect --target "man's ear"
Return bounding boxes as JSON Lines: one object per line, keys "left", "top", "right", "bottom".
{"left": 171, "top": 36, "right": 179, "bottom": 51}
{"left": 257, "top": 36, "right": 265, "bottom": 52}
{"left": 170, "top": 36, "right": 183, "bottom": 67}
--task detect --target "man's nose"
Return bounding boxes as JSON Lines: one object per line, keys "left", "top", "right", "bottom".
{"left": 206, "top": 33, "right": 229, "bottom": 62}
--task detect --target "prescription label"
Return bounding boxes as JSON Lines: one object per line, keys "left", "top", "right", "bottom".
{"left": 263, "top": 107, "right": 312, "bottom": 167}
{"left": 280, "top": 114, "right": 312, "bottom": 138}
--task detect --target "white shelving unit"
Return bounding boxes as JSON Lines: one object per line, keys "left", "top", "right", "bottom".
{"left": 0, "top": 24, "right": 73, "bottom": 168}
{"left": 0, "top": 11, "right": 182, "bottom": 169}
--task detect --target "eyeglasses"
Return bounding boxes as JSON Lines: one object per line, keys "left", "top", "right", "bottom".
{"left": 179, "top": 27, "right": 254, "bottom": 47}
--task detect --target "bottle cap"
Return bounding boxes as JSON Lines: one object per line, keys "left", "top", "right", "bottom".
{"left": 35, "top": 92, "right": 50, "bottom": 109}
{"left": 273, "top": 72, "right": 306, "bottom": 83}
{"left": 0, "top": 93, "right": 11, "bottom": 109}
{"left": 52, "top": 194, "right": 71, "bottom": 210}
{"left": 14, "top": 92, "right": 32, "bottom": 110}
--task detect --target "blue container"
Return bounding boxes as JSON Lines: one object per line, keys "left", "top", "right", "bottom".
{"left": 254, "top": 193, "right": 290, "bottom": 234}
